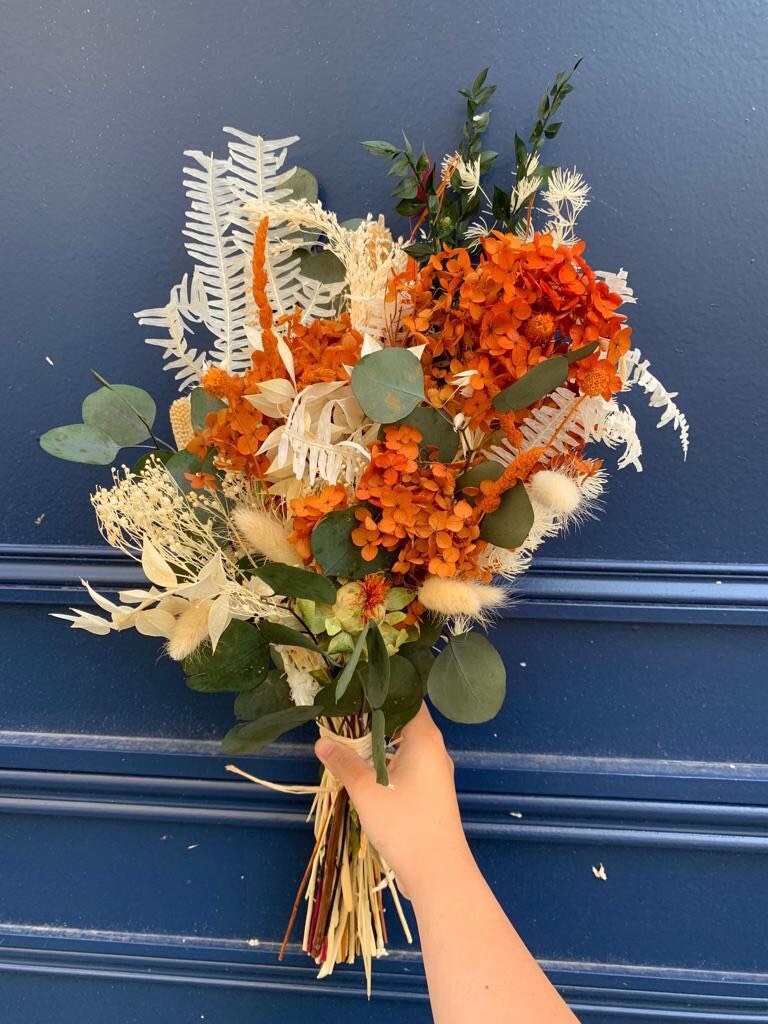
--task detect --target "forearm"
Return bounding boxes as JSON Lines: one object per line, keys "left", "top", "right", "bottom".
{"left": 409, "top": 841, "right": 578, "bottom": 1024}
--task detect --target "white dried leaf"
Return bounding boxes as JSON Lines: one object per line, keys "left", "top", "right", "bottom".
{"left": 141, "top": 539, "right": 178, "bottom": 588}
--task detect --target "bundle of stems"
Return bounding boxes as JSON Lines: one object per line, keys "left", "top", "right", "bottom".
{"left": 228, "top": 714, "right": 412, "bottom": 995}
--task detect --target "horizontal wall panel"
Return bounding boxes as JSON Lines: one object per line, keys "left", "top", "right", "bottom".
{"left": 2, "top": 775, "right": 768, "bottom": 974}
{"left": 1, "top": 601, "right": 766, "bottom": 767}
{"left": 1, "top": 929, "right": 768, "bottom": 1023}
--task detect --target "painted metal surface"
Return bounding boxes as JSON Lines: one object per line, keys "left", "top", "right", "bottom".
{"left": 3, "top": 0, "right": 767, "bottom": 1020}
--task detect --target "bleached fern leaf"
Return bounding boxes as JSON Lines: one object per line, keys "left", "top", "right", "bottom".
{"left": 135, "top": 274, "right": 209, "bottom": 389}
{"left": 487, "top": 387, "right": 644, "bottom": 472}
{"left": 223, "top": 129, "right": 339, "bottom": 350}
{"left": 182, "top": 151, "right": 250, "bottom": 373}
{"left": 620, "top": 347, "right": 689, "bottom": 459}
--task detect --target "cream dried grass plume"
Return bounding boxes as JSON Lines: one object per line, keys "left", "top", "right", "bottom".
{"left": 166, "top": 599, "right": 213, "bottom": 661}
{"left": 233, "top": 505, "right": 303, "bottom": 566}
{"left": 418, "top": 577, "right": 507, "bottom": 623}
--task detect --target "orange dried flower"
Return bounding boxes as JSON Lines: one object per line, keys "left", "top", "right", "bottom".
{"left": 574, "top": 355, "right": 623, "bottom": 400}
{"left": 396, "top": 230, "right": 628, "bottom": 428}
{"left": 183, "top": 471, "right": 218, "bottom": 491}
{"left": 288, "top": 485, "right": 349, "bottom": 563}
{"left": 352, "top": 425, "right": 488, "bottom": 581}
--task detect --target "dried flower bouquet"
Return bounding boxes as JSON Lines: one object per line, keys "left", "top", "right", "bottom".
{"left": 40, "top": 65, "right": 686, "bottom": 991}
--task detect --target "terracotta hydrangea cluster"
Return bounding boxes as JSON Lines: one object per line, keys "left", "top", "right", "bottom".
{"left": 399, "top": 231, "right": 629, "bottom": 426}
{"left": 351, "top": 425, "right": 487, "bottom": 580}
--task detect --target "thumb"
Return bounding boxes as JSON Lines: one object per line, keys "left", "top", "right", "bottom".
{"left": 315, "top": 737, "right": 375, "bottom": 802}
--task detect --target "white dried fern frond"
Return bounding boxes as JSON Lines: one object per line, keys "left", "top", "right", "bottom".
{"left": 225, "top": 129, "right": 341, "bottom": 343}
{"left": 135, "top": 273, "right": 209, "bottom": 389}
{"left": 182, "top": 150, "right": 250, "bottom": 373}
{"left": 137, "top": 128, "right": 341, "bottom": 386}
{"left": 487, "top": 387, "right": 644, "bottom": 472}
{"left": 620, "top": 347, "right": 690, "bottom": 459}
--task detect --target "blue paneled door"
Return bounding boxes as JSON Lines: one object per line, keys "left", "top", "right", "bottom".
{"left": 4, "top": 0, "right": 768, "bottom": 1020}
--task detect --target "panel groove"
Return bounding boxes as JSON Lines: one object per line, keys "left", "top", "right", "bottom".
{"left": 3, "top": 768, "right": 768, "bottom": 850}
{"left": 0, "top": 926, "right": 766, "bottom": 1020}
{"left": 3, "top": 544, "right": 767, "bottom": 624}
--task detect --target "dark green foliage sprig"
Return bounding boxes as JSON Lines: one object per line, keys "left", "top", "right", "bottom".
{"left": 363, "top": 61, "right": 582, "bottom": 259}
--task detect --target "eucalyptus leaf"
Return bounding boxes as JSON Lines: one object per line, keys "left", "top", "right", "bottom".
{"left": 234, "top": 670, "right": 293, "bottom": 721}
{"left": 258, "top": 619, "right": 321, "bottom": 652}
{"left": 222, "top": 705, "right": 319, "bottom": 755}
{"left": 183, "top": 620, "right": 269, "bottom": 693}
{"left": 311, "top": 505, "right": 395, "bottom": 580}
{"left": 298, "top": 249, "right": 346, "bottom": 284}
{"left": 334, "top": 621, "right": 369, "bottom": 701}
{"left": 566, "top": 340, "right": 599, "bottom": 364}
{"left": 190, "top": 387, "right": 225, "bottom": 431}
{"left": 316, "top": 666, "right": 365, "bottom": 717}
{"left": 39, "top": 423, "right": 121, "bottom": 465}
{"left": 427, "top": 632, "right": 506, "bottom": 723}
{"left": 480, "top": 481, "right": 535, "bottom": 548}
{"left": 351, "top": 349, "right": 425, "bottom": 423}
{"left": 165, "top": 449, "right": 218, "bottom": 494}
{"left": 134, "top": 449, "right": 174, "bottom": 474}
{"left": 397, "top": 642, "right": 434, "bottom": 688}
{"left": 382, "top": 654, "right": 423, "bottom": 733}
{"left": 457, "top": 460, "right": 504, "bottom": 497}
{"left": 82, "top": 384, "right": 156, "bottom": 446}
{"left": 364, "top": 624, "right": 390, "bottom": 709}
{"left": 492, "top": 357, "right": 568, "bottom": 412}
{"left": 397, "top": 404, "right": 459, "bottom": 462}
{"left": 254, "top": 562, "right": 336, "bottom": 604}
{"left": 286, "top": 167, "right": 319, "bottom": 203}
{"left": 371, "top": 708, "right": 388, "bottom": 786}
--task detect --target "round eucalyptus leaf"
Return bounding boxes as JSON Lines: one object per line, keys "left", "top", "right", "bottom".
{"left": 39, "top": 423, "right": 121, "bottom": 465}
{"left": 427, "top": 632, "right": 506, "bottom": 724}
{"left": 298, "top": 249, "right": 346, "bottom": 284}
{"left": 341, "top": 217, "right": 364, "bottom": 231}
{"left": 234, "top": 670, "right": 293, "bottom": 721}
{"left": 190, "top": 387, "right": 225, "bottom": 431}
{"left": 183, "top": 620, "right": 269, "bottom": 693}
{"left": 286, "top": 166, "right": 319, "bottom": 203}
{"left": 351, "top": 348, "right": 425, "bottom": 423}
{"left": 457, "top": 460, "right": 504, "bottom": 497}
{"left": 311, "top": 505, "right": 395, "bottom": 580}
{"left": 492, "top": 356, "right": 568, "bottom": 413}
{"left": 82, "top": 384, "right": 156, "bottom": 446}
{"left": 397, "top": 404, "right": 459, "bottom": 462}
{"left": 480, "top": 481, "right": 534, "bottom": 548}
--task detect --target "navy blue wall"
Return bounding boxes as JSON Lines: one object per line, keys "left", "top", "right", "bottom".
{"left": 3, "top": 2, "right": 768, "bottom": 1021}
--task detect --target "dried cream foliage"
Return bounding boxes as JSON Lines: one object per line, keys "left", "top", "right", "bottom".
{"left": 243, "top": 199, "right": 407, "bottom": 340}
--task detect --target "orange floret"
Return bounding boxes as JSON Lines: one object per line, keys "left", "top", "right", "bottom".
{"left": 288, "top": 485, "right": 349, "bottom": 563}
{"left": 352, "top": 425, "right": 488, "bottom": 581}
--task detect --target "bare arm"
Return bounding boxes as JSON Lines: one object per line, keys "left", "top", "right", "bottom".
{"left": 315, "top": 704, "right": 579, "bottom": 1024}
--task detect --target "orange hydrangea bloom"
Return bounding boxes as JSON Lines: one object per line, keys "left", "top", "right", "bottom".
{"left": 352, "top": 426, "right": 487, "bottom": 580}
{"left": 288, "top": 484, "right": 349, "bottom": 563}
{"left": 187, "top": 367, "right": 272, "bottom": 477}
{"left": 395, "top": 230, "right": 627, "bottom": 428}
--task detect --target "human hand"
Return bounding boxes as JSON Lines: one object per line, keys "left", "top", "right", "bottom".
{"left": 314, "top": 703, "right": 471, "bottom": 898}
